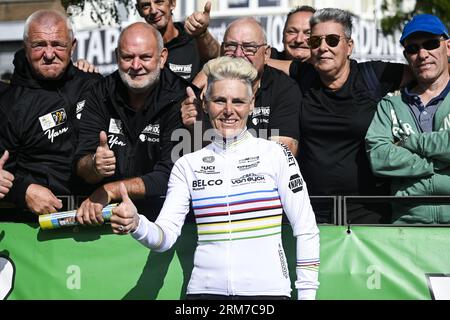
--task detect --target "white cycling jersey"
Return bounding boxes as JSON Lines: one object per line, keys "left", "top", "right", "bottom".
{"left": 132, "top": 130, "right": 320, "bottom": 299}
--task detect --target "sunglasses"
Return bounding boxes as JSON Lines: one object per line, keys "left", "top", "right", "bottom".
{"left": 307, "top": 34, "right": 347, "bottom": 49}
{"left": 404, "top": 38, "right": 445, "bottom": 55}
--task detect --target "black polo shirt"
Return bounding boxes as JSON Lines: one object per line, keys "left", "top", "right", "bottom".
{"left": 290, "top": 60, "right": 404, "bottom": 196}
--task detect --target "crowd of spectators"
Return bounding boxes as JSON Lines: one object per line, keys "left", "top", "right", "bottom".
{"left": 1, "top": 1, "right": 450, "bottom": 229}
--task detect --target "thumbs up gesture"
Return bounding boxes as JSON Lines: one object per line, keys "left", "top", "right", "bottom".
{"left": 93, "top": 131, "right": 116, "bottom": 177}
{"left": 185, "top": 1, "right": 212, "bottom": 37}
{"left": 111, "top": 183, "right": 139, "bottom": 234}
{"left": 0, "top": 150, "right": 14, "bottom": 199}
{"left": 181, "top": 86, "right": 202, "bottom": 129}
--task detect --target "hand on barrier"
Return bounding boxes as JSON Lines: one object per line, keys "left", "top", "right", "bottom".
{"left": 39, "top": 203, "right": 117, "bottom": 229}
{"left": 93, "top": 131, "right": 116, "bottom": 178}
{"left": 76, "top": 186, "right": 110, "bottom": 225}
{"left": 111, "top": 183, "right": 139, "bottom": 235}
{"left": 184, "top": 1, "right": 211, "bottom": 37}
{"left": 0, "top": 150, "right": 14, "bottom": 199}
{"left": 25, "top": 184, "right": 62, "bottom": 214}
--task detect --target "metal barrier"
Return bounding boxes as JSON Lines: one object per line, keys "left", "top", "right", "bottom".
{"left": 2, "top": 194, "right": 450, "bottom": 226}
{"left": 343, "top": 195, "right": 450, "bottom": 226}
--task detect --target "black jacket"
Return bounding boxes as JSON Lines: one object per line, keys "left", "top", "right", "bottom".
{"left": 165, "top": 22, "right": 203, "bottom": 82}
{"left": 74, "top": 67, "right": 187, "bottom": 202}
{"left": 0, "top": 49, "right": 102, "bottom": 208}
{"left": 0, "top": 81, "right": 8, "bottom": 96}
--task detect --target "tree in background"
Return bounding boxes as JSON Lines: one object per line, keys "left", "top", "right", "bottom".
{"left": 61, "top": 0, "right": 135, "bottom": 25}
{"left": 381, "top": 0, "right": 450, "bottom": 35}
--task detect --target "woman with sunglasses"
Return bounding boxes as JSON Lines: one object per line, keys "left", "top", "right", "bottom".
{"left": 110, "top": 57, "right": 320, "bottom": 300}
{"left": 270, "top": 8, "right": 414, "bottom": 224}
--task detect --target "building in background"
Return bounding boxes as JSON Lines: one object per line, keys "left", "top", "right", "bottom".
{"left": 0, "top": 0, "right": 415, "bottom": 76}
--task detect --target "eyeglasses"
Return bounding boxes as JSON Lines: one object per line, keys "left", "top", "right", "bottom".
{"left": 404, "top": 38, "right": 445, "bottom": 55}
{"left": 222, "top": 42, "right": 267, "bottom": 56}
{"left": 307, "top": 34, "right": 347, "bottom": 49}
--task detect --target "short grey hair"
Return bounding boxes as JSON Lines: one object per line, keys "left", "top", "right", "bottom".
{"left": 203, "top": 56, "right": 257, "bottom": 101}
{"left": 118, "top": 22, "right": 164, "bottom": 54}
{"left": 310, "top": 8, "right": 353, "bottom": 38}
{"left": 23, "top": 10, "right": 73, "bottom": 42}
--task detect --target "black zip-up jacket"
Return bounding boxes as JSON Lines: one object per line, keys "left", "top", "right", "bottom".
{"left": 165, "top": 22, "right": 203, "bottom": 82}
{"left": 0, "top": 49, "right": 102, "bottom": 209}
{"left": 74, "top": 67, "right": 187, "bottom": 201}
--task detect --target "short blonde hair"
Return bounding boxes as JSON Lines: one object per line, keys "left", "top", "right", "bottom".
{"left": 203, "top": 56, "right": 258, "bottom": 100}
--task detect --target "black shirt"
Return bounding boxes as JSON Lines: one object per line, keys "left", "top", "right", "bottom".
{"left": 290, "top": 59, "right": 404, "bottom": 196}
{"left": 0, "top": 81, "right": 8, "bottom": 96}
{"left": 248, "top": 65, "right": 300, "bottom": 140}
{"left": 270, "top": 47, "right": 290, "bottom": 60}
{"left": 74, "top": 68, "right": 186, "bottom": 200}
{"left": 165, "top": 22, "right": 203, "bottom": 82}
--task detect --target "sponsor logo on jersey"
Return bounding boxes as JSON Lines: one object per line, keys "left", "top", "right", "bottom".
{"left": 279, "top": 143, "right": 296, "bottom": 167}
{"left": 39, "top": 108, "right": 67, "bottom": 131}
{"left": 142, "top": 123, "right": 160, "bottom": 135}
{"left": 76, "top": 100, "right": 85, "bottom": 119}
{"left": 192, "top": 179, "right": 223, "bottom": 190}
{"left": 251, "top": 106, "right": 270, "bottom": 125}
{"left": 194, "top": 166, "right": 220, "bottom": 175}
{"left": 169, "top": 63, "right": 192, "bottom": 80}
{"left": 237, "top": 161, "right": 260, "bottom": 171}
{"left": 289, "top": 174, "right": 303, "bottom": 193}
{"left": 231, "top": 173, "right": 265, "bottom": 186}
{"left": 39, "top": 108, "right": 69, "bottom": 143}
{"left": 278, "top": 244, "right": 289, "bottom": 279}
{"left": 238, "top": 156, "right": 260, "bottom": 164}
{"left": 139, "top": 124, "right": 160, "bottom": 142}
{"left": 108, "top": 134, "right": 126, "bottom": 148}
{"left": 109, "top": 118, "right": 123, "bottom": 135}
{"left": 45, "top": 127, "right": 69, "bottom": 143}
{"left": 202, "top": 156, "right": 215, "bottom": 163}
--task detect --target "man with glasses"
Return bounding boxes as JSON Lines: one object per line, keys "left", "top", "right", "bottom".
{"left": 366, "top": 14, "right": 450, "bottom": 224}
{"left": 182, "top": 17, "right": 301, "bottom": 155}
{"left": 136, "top": 0, "right": 219, "bottom": 81}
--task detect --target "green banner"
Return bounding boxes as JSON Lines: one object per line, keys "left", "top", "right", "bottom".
{"left": 1, "top": 223, "right": 449, "bottom": 299}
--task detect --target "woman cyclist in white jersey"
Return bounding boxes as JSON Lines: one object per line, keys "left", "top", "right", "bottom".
{"left": 110, "top": 56, "right": 320, "bottom": 300}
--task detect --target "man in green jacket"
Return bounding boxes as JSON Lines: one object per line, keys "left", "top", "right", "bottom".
{"left": 366, "top": 14, "right": 450, "bottom": 224}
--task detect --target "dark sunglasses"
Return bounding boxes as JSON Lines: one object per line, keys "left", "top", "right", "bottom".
{"left": 404, "top": 38, "right": 445, "bottom": 55}
{"left": 307, "top": 34, "right": 347, "bottom": 49}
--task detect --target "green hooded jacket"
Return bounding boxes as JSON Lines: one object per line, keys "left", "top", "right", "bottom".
{"left": 365, "top": 93, "right": 450, "bottom": 224}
